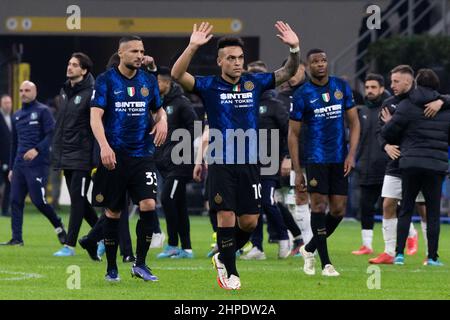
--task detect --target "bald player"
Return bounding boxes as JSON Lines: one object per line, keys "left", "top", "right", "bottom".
{"left": 0, "top": 81, "right": 67, "bottom": 247}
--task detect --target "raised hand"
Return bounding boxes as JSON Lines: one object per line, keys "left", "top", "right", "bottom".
{"left": 275, "top": 21, "right": 299, "bottom": 48}
{"left": 189, "top": 22, "right": 214, "bottom": 48}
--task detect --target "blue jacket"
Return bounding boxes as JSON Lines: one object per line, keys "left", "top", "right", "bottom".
{"left": 10, "top": 100, "right": 55, "bottom": 169}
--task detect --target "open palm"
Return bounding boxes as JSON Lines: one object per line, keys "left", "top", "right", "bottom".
{"left": 275, "top": 21, "right": 299, "bottom": 48}
{"left": 190, "top": 22, "right": 214, "bottom": 47}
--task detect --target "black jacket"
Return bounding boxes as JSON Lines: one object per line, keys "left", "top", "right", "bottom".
{"left": 51, "top": 73, "right": 95, "bottom": 171}
{"left": 356, "top": 92, "right": 390, "bottom": 185}
{"left": 259, "top": 90, "right": 289, "bottom": 178}
{"left": 381, "top": 86, "right": 450, "bottom": 174}
{"left": 376, "top": 91, "right": 412, "bottom": 177}
{"left": 0, "top": 111, "right": 12, "bottom": 172}
{"left": 155, "top": 83, "right": 198, "bottom": 178}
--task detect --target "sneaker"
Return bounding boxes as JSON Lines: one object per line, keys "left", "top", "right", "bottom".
{"left": 171, "top": 249, "right": 194, "bottom": 259}
{"left": 322, "top": 264, "right": 340, "bottom": 277}
{"left": 78, "top": 236, "right": 101, "bottom": 261}
{"left": 240, "top": 246, "right": 266, "bottom": 260}
{"left": 278, "top": 240, "right": 290, "bottom": 259}
{"left": 0, "top": 239, "right": 24, "bottom": 246}
{"left": 369, "top": 252, "right": 394, "bottom": 264}
{"left": 300, "top": 245, "right": 315, "bottom": 275}
{"left": 290, "top": 239, "right": 304, "bottom": 256}
{"left": 406, "top": 234, "right": 418, "bottom": 256}
{"left": 55, "top": 226, "right": 67, "bottom": 245}
{"left": 207, "top": 244, "right": 219, "bottom": 258}
{"left": 212, "top": 253, "right": 228, "bottom": 289}
{"left": 425, "top": 258, "right": 444, "bottom": 266}
{"left": 122, "top": 255, "right": 136, "bottom": 263}
{"left": 131, "top": 264, "right": 159, "bottom": 282}
{"left": 242, "top": 241, "right": 253, "bottom": 253}
{"left": 150, "top": 232, "right": 166, "bottom": 249}
{"left": 352, "top": 245, "right": 374, "bottom": 255}
{"left": 97, "top": 240, "right": 105, "bottom": 257}
{"left": 53, "top": 245, "right": 75, "bottom": 257}
{"left": 157, "top": 245, "right": 179, "bottom": 258}
{"left": 105, "top": 269, "right": 120, "bottom": 282}
{"left": 227, "top": 275, "right": 241, "bottom": 290}
{"left": 394, "top": 254, "right": 405, "bottom": 265}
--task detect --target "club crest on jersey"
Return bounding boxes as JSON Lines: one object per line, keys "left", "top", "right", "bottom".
{"left": 334, "top": 89, "right": 343, "bottom": 100}
{"left": 166, "top": 106, "right": 173, "bottom": 114}
{"left": 259, "top": 105, "right": 267, "bottom": 114}
{"left": 244, "top": 81, "right": 254, "bottom": 91}
{"left": 95, "top": 193, "right": 104, "bottom": 203}
{"left": 74, "top": 95, "right": 82, "bottom": 104}
{"left": 30, "top": 112, "right": 38, "bottom": 120}
{"left": 127, "top": 87, "right": 135, "bottom": 97}
{"left": 141, "top": 87, "right": 149, "bottom": 97}
{"left": 322, "top": 93, "right": 330, "bottom": 103}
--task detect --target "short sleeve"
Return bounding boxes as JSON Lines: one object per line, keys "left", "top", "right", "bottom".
{"left": 193, "top": 76, "right": 210, "bottom": 95}
{"left": 91, "top": 73, "right": 108, "bottom": 109}
{"left": 149, "top": 77, "right": 162, "bottom": 111}
{"left": 289, "top": 90, "right": 305, "bottom": 121}
{"left": 343, "top": 81, "right": 355, "bottom": 110}
{"left": 252, "top": 73, "right": 275, "bottom": 91}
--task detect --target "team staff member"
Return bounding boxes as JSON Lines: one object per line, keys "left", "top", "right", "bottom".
{"left": 91, "top": 36, "right": 167, "bottom": 282}
{"left": 289, "top": 48, "right": 360, "bottom": 277}
{"left": 1, "top": 81, "right": 67, "bottom": 246}
{"left": 172, "top": 21, "right": 300, "bottom": 290}
{"left": 155, "top": 66, "right": 198, "bottom": 259}
{"left": 0, "top": 94, "right": 13, "bottom": 217}
{"left": 52, "top": 52, "right": 99, "bottom": 257}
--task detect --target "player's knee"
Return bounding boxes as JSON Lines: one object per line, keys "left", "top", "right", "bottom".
{"left": 139, "top": 199, "right": 156, "bottom": 211}
{"left": 295, "top": 192, "right": 308, "bottom": 205}
{"left": 383, "top": 198, "right": 397, "bottom": 218}
{"left": 239, "top": 219, "right": 258, "bottom": 232}
{"left": 218, "top": 211, "right": 235, "bottom": 227}
{"left": 311, "top": 202, "right": 327, "bottom": 213}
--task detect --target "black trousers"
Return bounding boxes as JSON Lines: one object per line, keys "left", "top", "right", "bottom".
{"left": 1, "top": 169, "right": 10, "bottom": 215}
{"left": 397, "top": 167, "right": 444, "bottom": 260}
{"left": 64, "top": 170, "right": 98, "bottom": 247}
{"left": 161, "top": 176, "right": 191, "bottom": 249}
{"left": 359, "top": 184, "right": 383, "bottom": 230}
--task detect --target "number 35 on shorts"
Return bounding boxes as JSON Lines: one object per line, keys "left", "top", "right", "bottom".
{"left": 145, "top": 172, "right": 158, "bottom": 186}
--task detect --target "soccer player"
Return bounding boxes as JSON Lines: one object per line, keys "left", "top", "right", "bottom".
{"left": 351, "top": 73, "right": 390, "bottom": 255}
{"left": 240, "top": 60, "right": 290, "bottom": 260}
{"left": 288, "top": 49, "right": 360, "bottom": 276}
{"left": 90, "top": 36, "right": 167, "bottom": 282}
{"left": 1, "top": 81, "right": 67, "bottom": 246}
{"left": 370, "top": 65, "right": 449, "bottom": 264}
{"left": 171, "top": 21, "right": 300, "bottom": 290}
{"left": 155, "top": 66, "right": 198, "bottom": 259}
{"left": 52, "top": 52, "right": 99, "bottom": 257}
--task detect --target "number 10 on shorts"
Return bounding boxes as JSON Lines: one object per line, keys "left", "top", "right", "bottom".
{"left": 252, "top": 183, "right": 262, "bottom": 199}
{"left": 145, "top": 172, "right": 158, "bottom": 186}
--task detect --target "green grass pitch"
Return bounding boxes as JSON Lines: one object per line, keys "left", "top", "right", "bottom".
{"left": 0, "top": 205, "right": 449, "bottom": 300}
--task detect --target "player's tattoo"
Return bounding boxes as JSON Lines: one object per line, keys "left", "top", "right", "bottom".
{"left": 274, "top": 52, "right": 300, "bottom": 86}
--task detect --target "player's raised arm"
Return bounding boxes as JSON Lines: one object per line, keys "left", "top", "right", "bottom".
{"left": 274, "top": 21, "right": 300, "bottom": 87}
{"left": 171, "top": 22, "right": 214, "bottom": 92}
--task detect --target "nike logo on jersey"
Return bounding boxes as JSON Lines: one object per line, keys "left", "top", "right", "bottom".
{"left": 310, "top": 98, "right": 319, "bottom": 103}
{"left": 114, "top": 90, "right": 123, "bottom": 95}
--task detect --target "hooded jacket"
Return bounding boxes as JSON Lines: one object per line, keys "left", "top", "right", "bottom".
{"left": 381, "top": 86, "right": 450, "bottom": 174}
{"left": 154, "top": 82, "right": 198, "bottom": 178}
{"left": 356, "top": 91, "right": 390, "bottom": 185}
{"left": 51, "top": 73, "right": 95, "bottom": 171}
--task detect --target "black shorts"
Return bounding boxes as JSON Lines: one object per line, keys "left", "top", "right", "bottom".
{"left": 207, "top": 164, "right": 261, "bottom": 216}
{"left": 92, "top": 153, "right": 157, "bottom": 212}
{"left": 305, "top": 163, "right": 348, "bottom": 195}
